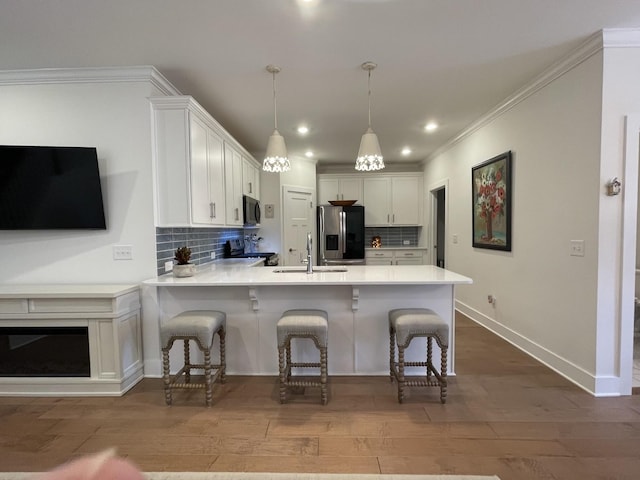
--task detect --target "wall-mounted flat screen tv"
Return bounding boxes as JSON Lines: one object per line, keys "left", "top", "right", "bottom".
{"left": 0, "top": 146, "right": 107, "bottom": 230}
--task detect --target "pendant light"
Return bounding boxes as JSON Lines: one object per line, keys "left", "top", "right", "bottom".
{"left": 263, "top": 65, "right": 290, "bottom": 173}
{"left": 355, "top": 61, "right": 385, "bottom": 171}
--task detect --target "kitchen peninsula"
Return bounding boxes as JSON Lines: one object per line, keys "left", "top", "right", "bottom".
{"left": 142, "top": 263, "right": 472, "bottom": 377}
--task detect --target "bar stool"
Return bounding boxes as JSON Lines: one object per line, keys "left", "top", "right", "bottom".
{"left": 389, "top": 308, "right": 449, "bottom": 404}
{"left": 277, "top": 309, "right": 328, "bottom": 405}
{"left": 160, "top": 310, "right": 226, "bottom": 407}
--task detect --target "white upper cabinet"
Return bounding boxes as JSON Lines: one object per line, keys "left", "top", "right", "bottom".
{"left": 362, "top": 174, "right": 422, "bottom": 226}
{"left": 189, "top": 116, "right": 225, "bottom": 225}
{"left": 242, "top": 157, "right": 260, "bottom": 199}
{"left": 151, "top": 96, "right": 258, "bottom": 228}
{"left": 224, "top": 143, "right": 244, "bottom": 226}
{"left": 317, "top": 175, "right": 363, "bottom": 204}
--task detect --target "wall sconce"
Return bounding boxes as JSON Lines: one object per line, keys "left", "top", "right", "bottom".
{"left": 606, "top": 177, "right": 621, "bottom": 196}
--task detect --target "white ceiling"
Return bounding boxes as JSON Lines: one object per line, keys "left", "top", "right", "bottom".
{"left": 3, "top": 0, "right": 640, "bottom": 168}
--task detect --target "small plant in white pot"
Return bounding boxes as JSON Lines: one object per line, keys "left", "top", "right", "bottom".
{"left": 173, "top": 246, "right": 196, "bottom": 277}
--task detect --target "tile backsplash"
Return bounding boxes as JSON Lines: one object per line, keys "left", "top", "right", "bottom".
{"left": 364, "top": 226, "right": 419, "bottom": 248}
{"left": 155, "top": 227, "right": 243, "bottom": 276}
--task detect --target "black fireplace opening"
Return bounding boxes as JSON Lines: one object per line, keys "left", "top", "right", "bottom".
{"left": 0, "top": 326, "right": 90, "bottom": 377}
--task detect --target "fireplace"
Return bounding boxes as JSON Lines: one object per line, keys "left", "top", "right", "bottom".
{"left": 0, "top": 326, "right": 90, "bottom": 377}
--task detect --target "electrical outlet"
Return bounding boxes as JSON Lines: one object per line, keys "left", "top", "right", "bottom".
{"left": 570, "top": 240, "right": 585, "bottom": 257}
{"left": 452, "top": 234, "right": 458, "bottom": 244}
{"left": 403, "top": 240, "right": 410, "bottom": 245}
{"left": 210, "top": 251, "right": 216, "bottom": 259}
{"left": 164, "top": 261, "right": 173, "bottom": 272}
{"left": 113, "top": 245, "right": 133, "bottom": 260}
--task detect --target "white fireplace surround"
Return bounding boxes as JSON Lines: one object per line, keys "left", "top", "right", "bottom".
{"left": 0, "top": 285, "right": 142, "bottom": 396}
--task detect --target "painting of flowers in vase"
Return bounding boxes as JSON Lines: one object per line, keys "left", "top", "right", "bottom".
{"left": 472, "top": 151, "right": 512, "bottom": 251}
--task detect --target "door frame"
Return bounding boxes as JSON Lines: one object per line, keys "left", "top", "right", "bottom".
{"left": 619, "top": 114, "right": 640, "bottom": 394}
{"left": 428, "top": 178, "right": 449, "bottom": 267}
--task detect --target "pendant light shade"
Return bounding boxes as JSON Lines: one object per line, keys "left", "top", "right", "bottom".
{"left": 355, "top": 62, "right": 385, "bottom": 171}
{"left": 263, "top": 65, "right": 290, "bottom": 173}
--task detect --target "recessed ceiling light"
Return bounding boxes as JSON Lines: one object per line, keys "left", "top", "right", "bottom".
{"left": 401, "top": 147, "right": 412, "bottom": 156}
{"left": 424, "top": 122, "right": 438, "bottom": 132}
{"left": 297, "top": 125, "right": 309, "bottom": 135}
{"left": 305, "top": 150, "right": 314, "bottom": 158}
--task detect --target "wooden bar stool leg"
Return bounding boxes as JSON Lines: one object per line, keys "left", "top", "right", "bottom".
{"left": 440, "top": 344, "right": 448, "bottom": 404}
{"left": 427, "top": 336, "right": 433, "bottom": 380}
{"left": 398, "top": 346, "right": 406, "bottom": 404}
{"left": 320, "top": 346, "right": 328, "bottom": 405}
{"left": 389, "top": 326, "right": 396, "bottom": 382}
{"left": 162, "top": 347, "right": 172, "bottom": 405}
{"left": 183, "top": 339, "right": 191, "bottom": 383}
{"left": 219, "top": 327, "right": 226, "bottom": 384}
{"left": 203, "top": 347, "right": 213, "bottom": 407}
{"left": 278, "top": 345, "right": 287, "bottom": 404}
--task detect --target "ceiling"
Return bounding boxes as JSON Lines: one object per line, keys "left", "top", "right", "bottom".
{"left": 3, "top": 0, "right": 640, "bottom": 169}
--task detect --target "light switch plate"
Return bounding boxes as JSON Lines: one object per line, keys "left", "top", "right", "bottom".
{"left": 113, "top": 245, "right": 133, "bottom": 260}
{"left": 570, "top": 240, "right": 585, "bottom": 257}
{"left": 264, "top": 204, "right": 274, "bottom": 218}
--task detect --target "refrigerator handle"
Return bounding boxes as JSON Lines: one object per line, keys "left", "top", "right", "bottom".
{"left": 340, "top": 210, "right": 346, "bottom": 253}
{"left": 318, "top": 206, "right": 325, "bottom": 265}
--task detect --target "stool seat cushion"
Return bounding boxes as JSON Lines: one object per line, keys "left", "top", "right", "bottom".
{"left": 389, "top": 308, "right": 449, "bottom": 347}
{"left": 277, "top": 309, "right": 328, "bottom": 347}
{"left": 160, "top": 310, "right": 226, "bottom": 348}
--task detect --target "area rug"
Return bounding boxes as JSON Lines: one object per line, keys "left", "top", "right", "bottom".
{"left": 0, "top": 473, "right": 500, "bottom": 480}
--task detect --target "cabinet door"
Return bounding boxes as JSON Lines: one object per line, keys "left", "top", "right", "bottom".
{"left": 363, "top": 177, "right": 391, "bottom": 225}
{"left": 243, "top": 158, "right": 260, "bottom": 199}
{"left": 189, "top": 116, "right": 211, "bottom": 225}
{"left": 340, "top": 177, "right": 363, "bottom": 204}
{"left": 391, "top": 176, "right": 421, "bottom": 225}
{"left": 318, "top": 178, "right": 340, "bottom": 204}
{"left": 207, "top": 129, "right": 225, "bottom": 225}
{"left": 224, "top": 144, "right": 243, "bottom": 225}
{"left": 365, "top": 250, "right": 393, "bottom": 265}
{"left": 394, "top": 249, "right": 425, "bottom": 265}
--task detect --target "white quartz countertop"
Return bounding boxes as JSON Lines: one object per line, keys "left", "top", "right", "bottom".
{"left": 144, "top": 264, "right": 472, "bottom": 287}
{"left": 0, "top": 284, "right": 139, "bottom": 298}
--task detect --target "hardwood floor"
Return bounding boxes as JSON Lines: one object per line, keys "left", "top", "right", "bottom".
{"left": 1, "top": 313, "right": 640, "bottom": 479}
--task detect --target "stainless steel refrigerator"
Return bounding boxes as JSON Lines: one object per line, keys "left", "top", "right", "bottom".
{"left": 317, "top": 205, "right": 365, "bottom": 265}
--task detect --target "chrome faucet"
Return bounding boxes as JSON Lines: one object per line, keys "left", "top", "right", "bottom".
{"left": 305, "top": 232, "right": 313, "bottom": 274}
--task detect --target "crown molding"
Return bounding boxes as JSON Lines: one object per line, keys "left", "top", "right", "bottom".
{"left": 426, "top": 30, "right": 609, "bottom": 162}
{"left": 0, "top": 65, "right": 181, "bottom": 95}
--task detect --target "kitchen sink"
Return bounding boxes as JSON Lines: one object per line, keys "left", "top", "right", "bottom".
{"left": 272, "top": 266, "right": 348, "bottom": 273}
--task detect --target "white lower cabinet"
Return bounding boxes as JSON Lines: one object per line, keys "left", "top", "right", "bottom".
{"left": 366, "top": 249, "right": 427, "bottom": 265}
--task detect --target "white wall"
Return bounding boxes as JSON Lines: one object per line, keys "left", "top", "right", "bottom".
{"left": 0, "top": 70, "right": 170, "bottom": 284}
{"left": 424, "top": 48, "right": 608, "bottom": 393}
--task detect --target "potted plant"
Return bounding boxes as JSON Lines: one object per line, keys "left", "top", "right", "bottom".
{"left": 172, "top": 246, "right": 196, "bottom": 277}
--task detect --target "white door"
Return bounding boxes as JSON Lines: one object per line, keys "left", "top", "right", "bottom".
{"left": 282, "top": 186, "right": 314, "bottom": 266}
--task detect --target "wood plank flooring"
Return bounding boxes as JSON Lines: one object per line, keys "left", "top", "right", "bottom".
{"left": 1, "top": 313, "right": 640, "bottom": 479}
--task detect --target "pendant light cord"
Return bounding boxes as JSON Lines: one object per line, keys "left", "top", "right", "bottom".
{"left": 272, "top": 71, "right": 278, "bottom": 131}
{"left": 367, "top": 68, "right": 372, "bottom": 128}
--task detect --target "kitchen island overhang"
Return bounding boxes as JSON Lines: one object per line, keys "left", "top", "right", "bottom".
{"left": 142, "top": 264, "right": 472, "bottom": 378}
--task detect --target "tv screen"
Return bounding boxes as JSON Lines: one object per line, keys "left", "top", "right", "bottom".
{"left": 0, "top": 146, "right": 107, "bottom": 230}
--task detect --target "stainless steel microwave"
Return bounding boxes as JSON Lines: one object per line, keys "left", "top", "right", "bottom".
{"left": 243, "top": 195, "right": 261, "bottom": 226}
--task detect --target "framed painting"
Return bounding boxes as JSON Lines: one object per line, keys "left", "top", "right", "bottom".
{"left": 472, "top": 151, "right": 512, "bottom": 251}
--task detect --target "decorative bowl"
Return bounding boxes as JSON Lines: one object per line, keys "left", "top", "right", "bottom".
{"left": 328, "top": 200, "right": 357, "bottom": 206}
